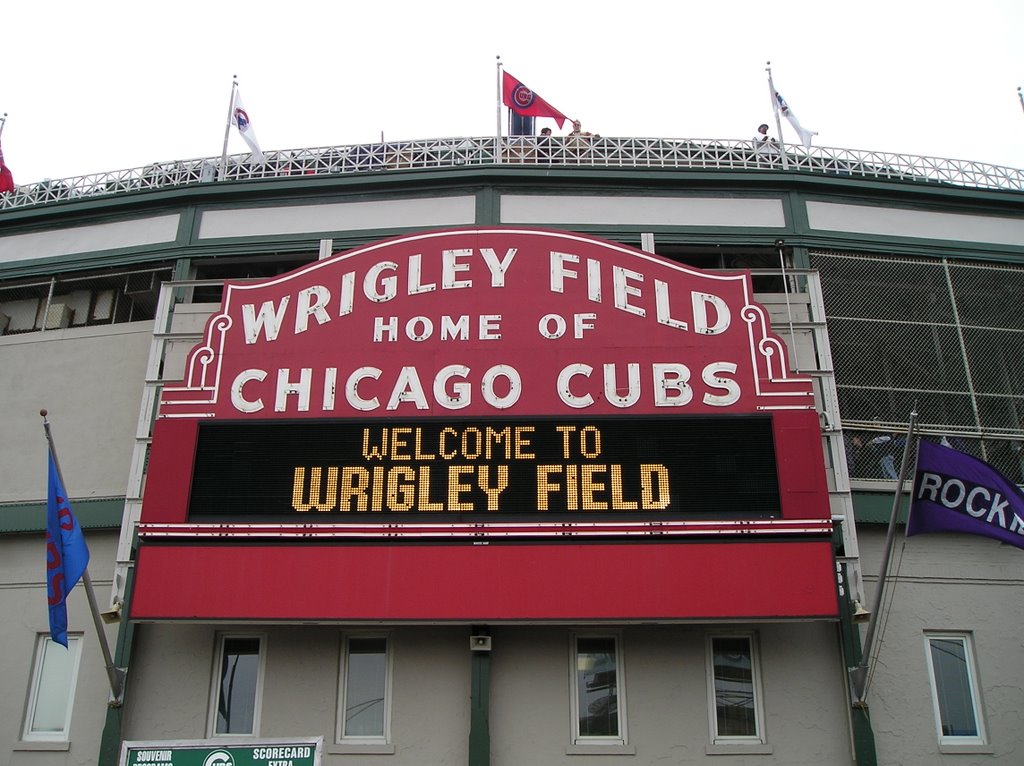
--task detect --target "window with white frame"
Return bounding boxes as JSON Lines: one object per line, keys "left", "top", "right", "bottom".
{"left": 706, "top": 633, "right": 765, "bottom": 743}
{"left": 22, "top": 634, "right": 82, "bottom": 742}
{"left": 337, "top": 634, "right": 391, "bottom": 742}
{"left": 925, "top": 633, "right": 986, "bottom": 745}
{"left": 210, "top": 635, "right": 264, "bottom": 736}
{"left": 571, "top": 634, "right": 626, "bottom": 744}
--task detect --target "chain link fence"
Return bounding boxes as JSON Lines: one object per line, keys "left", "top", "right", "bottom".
{"left": 811, "top": 250, "right": 1024, "bottom": 483}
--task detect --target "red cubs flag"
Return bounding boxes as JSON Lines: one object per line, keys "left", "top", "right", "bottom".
{"left": 0, "top": 141, "right": 14, "bottom": 194}
{"left": 502, "top": 71, "right": 569, "bottom": 129}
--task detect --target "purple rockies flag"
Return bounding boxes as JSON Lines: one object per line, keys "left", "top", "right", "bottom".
{"left": 46, "top": 450, "right": 90, "bottom": 647}
{"left": 908, "top": 440, "right": 1024, "bottom": 551}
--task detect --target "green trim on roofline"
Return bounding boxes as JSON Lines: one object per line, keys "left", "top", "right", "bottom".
{"left": 1, "top": 167, "right": 1022, "bottom": 281}
{"left": 0, "top": 497, "right": 125, "bottom": 534}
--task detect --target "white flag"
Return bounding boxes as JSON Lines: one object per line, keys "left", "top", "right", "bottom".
{"left": 231, "top": 90, "right": 264, "bottom": 163}
{"left": 774, "top": 90, "right": 817, "bottom": 148}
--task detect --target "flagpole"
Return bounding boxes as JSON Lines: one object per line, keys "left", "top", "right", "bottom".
{"left": 0, "top": 113, "right": 7, "bottom": 141}
{"left": 495, "top": 56, "right": 503, "bottom": 163}
{"left": 1018, "top": 86, "right": 1024, "bottom": 115}
{"left": 849, "top": 408, "right": 919, "bottom": 702}
{"left": 219, "top": 76, "right": 238, "bottom": 182}
{"left": 40, "top": 410, "right": 126, "bottom": 704}
{"left": 765, "top": 62, "right": 789, "bottom": 170}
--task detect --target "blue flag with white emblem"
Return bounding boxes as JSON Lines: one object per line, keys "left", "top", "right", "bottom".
{"left": 46, "top": 450, "right": 90, "bottom": 647}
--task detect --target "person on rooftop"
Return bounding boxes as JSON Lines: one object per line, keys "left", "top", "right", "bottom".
{"left": 569, "top": 119, "right": 597, "bottom": 138}
{"left": 538, "top": 126, "right": 559, "bottom": 164}
{"left": 754, "top": 123, "right": 776, "bottom": 145}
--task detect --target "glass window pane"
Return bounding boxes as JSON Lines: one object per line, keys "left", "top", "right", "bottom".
{"left": 713, "top": 636, "right": 757, "bottom": 738}
{"left": 929, "top": 638, "right": 979, "bottom": 737}
{"left": 344, "top": 637, "right": 387, "bottom": 738}
{"left": 215, "top": 637, "right": 260, "bottom": 734}
{"left": 576, "top": 637, "right": 618, "bottom": 738}
{"left": 27, "top": 637, "right": 79, "bottom": 736}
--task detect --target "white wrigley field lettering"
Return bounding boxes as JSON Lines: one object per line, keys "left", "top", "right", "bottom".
{"left": 241, "top": 247, "right": 517, "bottom": 344}
{"left": 238, "top": 248, "right": 733, "bottom": 345}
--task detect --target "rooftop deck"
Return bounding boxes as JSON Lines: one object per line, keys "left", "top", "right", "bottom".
{"left": 3, "top": 135, "right": 1023, "bottom": 210}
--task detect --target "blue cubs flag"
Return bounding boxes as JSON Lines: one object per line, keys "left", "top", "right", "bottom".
{"left": 46, "top": 450, "right": 90, "bottom": 647}
{"left": 908, "top": 440, "right": 1024, "bottom": 551}
{"left": 502, "top": 71, "right": 569, "bottom": 129}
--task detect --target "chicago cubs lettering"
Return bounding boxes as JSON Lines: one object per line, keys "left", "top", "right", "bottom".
{"left": 229, "top": 361, "right": 739, "bottom": 414}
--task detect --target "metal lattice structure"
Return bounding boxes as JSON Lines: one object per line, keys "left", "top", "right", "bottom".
{"left": 3, "top": 136, "right": 1024, "bottom": 210}
{"left": 811, "top": 250, "right": 1024, "bottom": 483}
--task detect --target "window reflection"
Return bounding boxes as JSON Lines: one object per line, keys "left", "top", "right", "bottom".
{"left": 929, "top": 637, "right": 979, "bottom": 738}
{"left": 576, "top": 637, "right": 618, "bottom": 738}
{"left": 24, "top": 636, "right": 81, "bottom": 740}
{"left": 344, "top": 637, "right": 387, "bottom": 738}
{"left": 215, "top": 637, "right": 260, "bottom": 735}
{"left": 712, "top": 636, "right": 757, "bottom": 738}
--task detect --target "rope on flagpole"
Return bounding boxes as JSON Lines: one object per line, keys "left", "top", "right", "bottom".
{"left": 849, "top": 407, "right": 918, "bottom": 702}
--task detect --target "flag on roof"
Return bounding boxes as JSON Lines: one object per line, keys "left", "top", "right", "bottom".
{"left": 502, "top": 71, "right": 569, "bottom": 129}
{"left": 0, "top": 141, "right": 14, "bottom": 194}
{"left": 773, "top": 89, "right": 818, "bottom": 148}
{"left": 232, "top": 90, "right": 264, "bottom": 163}
{"left": 46, "top": 449, "right": 90, "bottom": 647}
{"left": 907, "top": 439, "right": 1024, "bottom": 551}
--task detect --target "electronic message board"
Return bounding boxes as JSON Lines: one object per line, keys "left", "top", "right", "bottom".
{"left": 187, "top": 416, "right": 781, "bottom": 521}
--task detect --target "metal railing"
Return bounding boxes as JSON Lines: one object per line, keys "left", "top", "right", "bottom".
{"left": 3, "top": 136, "right": 1023, "bottom": 210}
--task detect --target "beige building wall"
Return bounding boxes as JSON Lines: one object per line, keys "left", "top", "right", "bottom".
{"left": 0, "top": 323, "right": 152, "bottom": 503}
{"left": 857, "top": 525, "right": 1024, "bottom": 765}
{"left": 3, "top": 532, "right": 120, "bottom": 766}
{"left": 120, "top": 622, "right": 850, "bottom": 766}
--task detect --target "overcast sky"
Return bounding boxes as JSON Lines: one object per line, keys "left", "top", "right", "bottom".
{"left": 3, "top": 0, "right": 1023, "bottom": 185}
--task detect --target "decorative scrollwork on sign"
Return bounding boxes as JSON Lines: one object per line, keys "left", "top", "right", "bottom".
{"left": 160, "top": 313, "right": 234, "bottom": 414}
{"left": 741, "top": 304, "right": 813, "bottom": 406}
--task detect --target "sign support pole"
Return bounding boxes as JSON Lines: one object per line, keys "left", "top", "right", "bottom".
{"left": 849, "top": 408, "right": 918, "bottom": 701}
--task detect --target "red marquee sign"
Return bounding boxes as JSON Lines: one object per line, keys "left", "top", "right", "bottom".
{"left": 133, "top": 229, "right": 837, "bottom": 622}
{"left": 160, "top": 228, "right": 812, "bottom": 419}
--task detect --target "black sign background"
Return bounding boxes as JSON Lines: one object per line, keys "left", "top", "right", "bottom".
{"left": 187, "top": 416, "right": 781, "bottom": 522}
